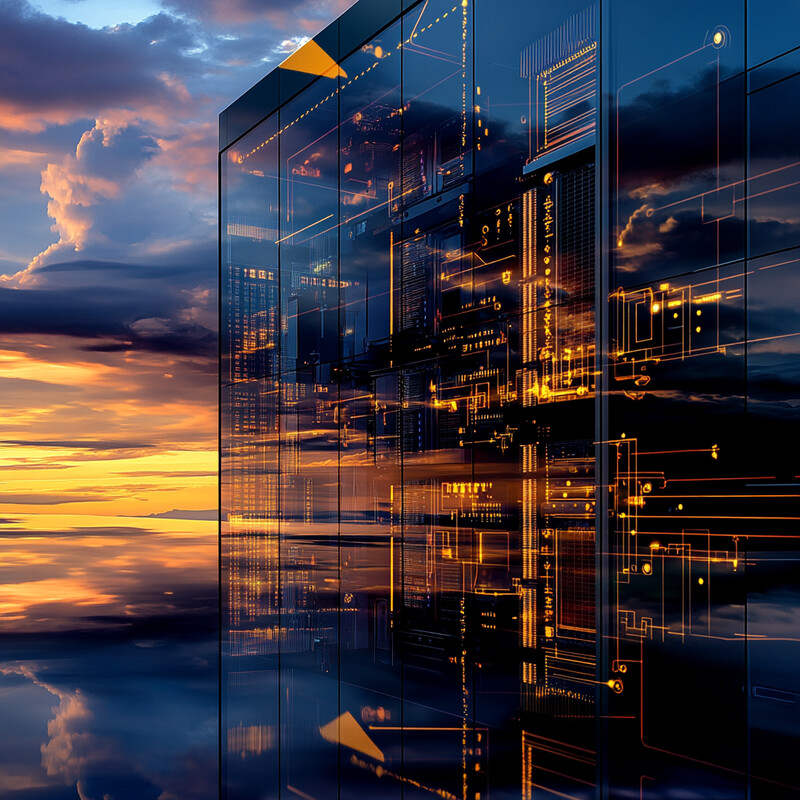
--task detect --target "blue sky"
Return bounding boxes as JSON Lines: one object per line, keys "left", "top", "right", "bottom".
{"left": 31, "top": 0, "right": 164, "bottom": 28}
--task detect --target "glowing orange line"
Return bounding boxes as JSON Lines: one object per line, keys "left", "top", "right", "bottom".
{"left": 652, "top": 160, "right": 800, "bottom": 214}
{"left": 534, "top": 766, "right": 595, "bottom": 788}
{"left": 739, "top": 178, "right": 800, "bottom": 202}
{"left": 524, "top": 732, "right": 594, "bottom": 756}
{"left": 367, "top": 726, "right": 485, "bottom": 731}
{"left": 275, "top": 214, "right": 333, "bottom": 244}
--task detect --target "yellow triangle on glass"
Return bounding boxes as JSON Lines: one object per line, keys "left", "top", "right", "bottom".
{"left": 319, "top": 711, "right": 384, "bottom": 762}
{"left": 280, "top": 39, "right": 347, "bottom": 79}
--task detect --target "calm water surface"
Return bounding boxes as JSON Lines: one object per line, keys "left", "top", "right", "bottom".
{"left": 0, "top": 514, "right": 217, "bottom": 800}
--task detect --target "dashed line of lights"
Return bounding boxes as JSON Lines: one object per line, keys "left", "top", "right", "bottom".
{"left": 239, "top": 3, "right": 464, "bottom": 163}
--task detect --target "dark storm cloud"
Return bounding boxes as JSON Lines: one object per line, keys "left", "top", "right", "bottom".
{"left": 0, "top": 2, "right": 201, "bottom": 125}
{"left": 79, "top": 325, "right": 216, "bottom": 357}
{"left": 0, "top": 439, "right": 154, "bottom": 449}
{"left": 34, "top": 259, "right": 192, "bottom": 278}
{"left": 0, "top": 119, "right": 91, "bottom": 155}
{"left": 32, "top": 242, "right": 215, "bottom": 281}
{"left": 0, "top": 251, "right": 217, "bottom": 358}
{"left": 0, "top": 285, "right": 160, "bottom": 337}
{"left": 616, "top": 67, "right": 745, "bottom": 193}
{"left": 614, "top": 64, "right": 800, "bottom": 280}
{"left": 618, "top": 64, "right": 800, "bottom": 192}
{"left": 0, "top": 288, "right": 214, "bottom": 357}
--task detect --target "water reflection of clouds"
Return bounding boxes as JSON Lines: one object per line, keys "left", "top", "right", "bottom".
{"left": 1, "top": 663, "right": 97, "bottom": 790}
{"left": 0, "top": 514, "right": 217, "bottom": 799}
{"left": 0, "top": 578, "right": 118, "bottom": 622}
{"left": 0, "top": 514, "right": 215, "bottom": 632}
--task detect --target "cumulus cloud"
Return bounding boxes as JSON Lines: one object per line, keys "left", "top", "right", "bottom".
{"left": 0, "top": 665, "right": 94, "bottom": 783}
{"left": 33, "top": 161, "right": 118, "bottom": 266}
{"left": 19, "top": 120, "right": 177, "bottom": 272}
{"left": 0, "top": 663, "right": 165, "bottom": 800}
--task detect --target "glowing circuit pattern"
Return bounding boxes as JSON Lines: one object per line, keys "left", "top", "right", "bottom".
{"left": 221, "top": 0, "right": 800, "bottom": 797}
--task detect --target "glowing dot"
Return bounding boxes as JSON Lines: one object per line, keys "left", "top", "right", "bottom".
{"left": 617, "top": 238, "right": 624, "bottom": 247}
{"left": 678, "top": 503, "right": 684, "bottom": 510}
{"left": 642, "top": 563, "right": 652, "bottom": 575}
{"left": 713, "top": 31, "right": 723, "bottom": 45}
{"left": 652, "top": 303, "right": 661, "bottom": 313}
{"left": 698, "top": 577, "right": 705, "bottom": 585}
{"left": 697, "top": 309, "right": 702, "bottom": 316}
{"left": 673, "top": 312, "right": 679, "bottom": 318}
{"left": 696, "top": 326, "right": 702, "bottom": 333}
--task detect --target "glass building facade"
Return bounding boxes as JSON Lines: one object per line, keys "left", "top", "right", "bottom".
{"left": 219, "top": 1, "right": 800, "bottom": 796}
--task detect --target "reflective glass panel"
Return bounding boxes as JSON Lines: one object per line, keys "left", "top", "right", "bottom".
{"left": 220, "top": 2, "right": 800, "bottom": 798}
{"left": 749, "top": 69, "right": 800, "bottom": 257}
{"left": 747, "top": 0, "right": 800, "bottom": 67}
{"left": 608, "top": 0, "right": 746, "bottom": 286}
{"left": 221, "top": 113, "right": 281, "bottom": 798}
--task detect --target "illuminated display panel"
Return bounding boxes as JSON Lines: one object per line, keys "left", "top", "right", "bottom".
{"left": 220, "top": 1, "right": 800, "bottom": 797}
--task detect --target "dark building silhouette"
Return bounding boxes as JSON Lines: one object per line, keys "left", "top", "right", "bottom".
{"left": 220, "top": 1, "right": 800, "bottom": 797}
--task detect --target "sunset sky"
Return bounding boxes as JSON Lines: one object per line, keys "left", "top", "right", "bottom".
{"left": 0, "top": 0, "right": 356, "bottom": 519}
